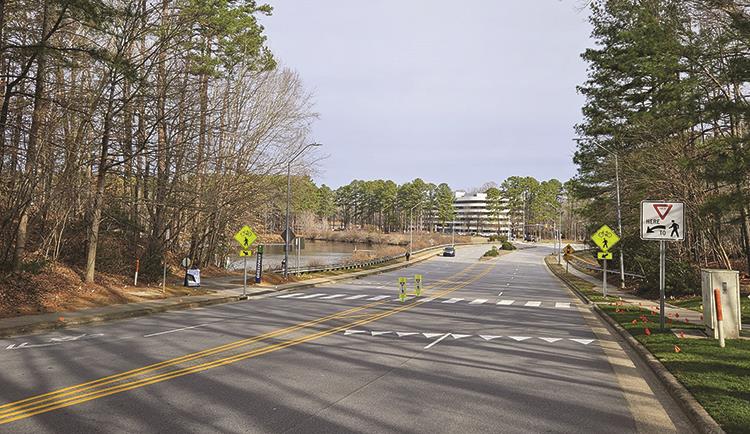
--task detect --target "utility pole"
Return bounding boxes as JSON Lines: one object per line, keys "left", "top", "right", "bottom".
{"left": 579, "top": 138, "right": 627, "bottom": 289}
{"left": 284, "top": 142, "right": 322, "bottom": 279}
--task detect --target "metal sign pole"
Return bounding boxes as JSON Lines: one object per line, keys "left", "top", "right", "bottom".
{"left": 603, "top": 258, "right": 608, "bottom": 297}
{"left": 659, "top": 240, "right": 666, "bottom": 330}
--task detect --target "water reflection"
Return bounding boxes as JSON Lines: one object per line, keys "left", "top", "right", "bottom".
{"left": 228, "top": 239, "right": 372, "bottom": 271}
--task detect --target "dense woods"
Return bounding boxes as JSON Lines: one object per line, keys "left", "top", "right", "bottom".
{"left": 575, "top": 0, "right": 750, "bottom": 292}
{"left": 0, "top": 0, "right": 318, "bottom": 281}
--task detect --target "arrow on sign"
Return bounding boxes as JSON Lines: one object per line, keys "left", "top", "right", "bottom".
{"left": 646, "top": 225, "right": 666, "bottom": 233}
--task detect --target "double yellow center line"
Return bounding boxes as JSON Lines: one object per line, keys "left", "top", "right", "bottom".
{"left": 0, "top": 260, "right": 495, "bottom": 425}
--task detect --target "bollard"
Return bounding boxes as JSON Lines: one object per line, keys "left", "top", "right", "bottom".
{"left": 134, "top": 258, "right": 140, "bottom": 286}
{"left": 714, "top": 288, "right": 725, "bottom": 348}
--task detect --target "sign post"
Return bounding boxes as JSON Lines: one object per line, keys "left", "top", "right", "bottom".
{"left": 641, "top": 201, "right": 684, "bottom": 330}
{"left": 234, "top": 225, "right": 258, "bottom": 300}
{"left": 591, "top": 225, "right": 620, "bottom": 298}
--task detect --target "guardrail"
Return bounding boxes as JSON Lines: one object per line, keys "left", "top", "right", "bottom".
{"left": 565, "top": 249, "right": 646, "bottom": 279}
{"left": 270, "top": 242, "right": 480, "bottom": 275}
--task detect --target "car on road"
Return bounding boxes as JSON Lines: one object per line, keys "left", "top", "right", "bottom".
{"left": 443, "top": 246, "right": 456, "bottom": 257}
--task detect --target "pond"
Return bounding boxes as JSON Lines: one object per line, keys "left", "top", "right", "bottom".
{"left": 228, "top": 239, "right": 373, "bottom": 272}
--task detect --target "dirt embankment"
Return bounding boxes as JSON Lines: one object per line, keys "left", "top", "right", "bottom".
{"left": 0, "top": 263, "right": 207, "bottom": 319}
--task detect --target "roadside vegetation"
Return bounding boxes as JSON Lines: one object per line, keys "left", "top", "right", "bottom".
{"left": 546, "top": 256, "right": 750, "bottom": 433}
{"left": 574, "top": 0, "right": 750, "bottom": 296}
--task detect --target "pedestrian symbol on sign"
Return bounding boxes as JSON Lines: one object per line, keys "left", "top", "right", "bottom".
{"left": 669, "top": 220, "right": 679, "bottom": 238}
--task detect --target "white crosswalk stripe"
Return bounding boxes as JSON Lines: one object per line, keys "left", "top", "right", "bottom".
{"left": 367, "top": 295, "right": 390, "bottom": 301}
{"left": 442, "top": 298, "right": 463, "bottom": 304}
{"left": 469, "top": 299, "right": 488, "bottom": 305}
{"left": 525, "top": 301, "right": 542, "bottom": 307}
{"left": 497, "top": 300, "right": 515, "bottom": 305}
{"left": 276, "top": 293, "right": 303, "bottom": 299}
{"left": 321, "top": 294, "right": 346, "bottom": 300}
{"left": 344, "top": 294, "right": 369, "bottom": 300}
{"left": 555, "top": 302, "right": 571, "bottom": 308}
{"left": 297, "top": 293, "right": 326, "bottom": 299}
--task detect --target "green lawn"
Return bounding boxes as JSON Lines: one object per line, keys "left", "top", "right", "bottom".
{"left": 599, "top": 304, "right": 750, "bottom": 434}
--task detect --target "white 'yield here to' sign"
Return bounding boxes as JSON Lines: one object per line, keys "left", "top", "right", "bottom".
{"left": 640, "top": 201, "right": 685, "bottom": 241}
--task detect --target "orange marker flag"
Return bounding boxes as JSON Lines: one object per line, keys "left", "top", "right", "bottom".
{"left": 644, "top": 327, "right": 651, "bottom": 336}
{"left": 631, "top": 319, "right": 638, "bottom": 325}
{"left": 674, "top": 345, "right": 681, "bottom": 353}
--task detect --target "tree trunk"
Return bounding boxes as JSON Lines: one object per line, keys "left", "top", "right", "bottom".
{"left": 84, "top": 80, "right": 115, "bottom": 283}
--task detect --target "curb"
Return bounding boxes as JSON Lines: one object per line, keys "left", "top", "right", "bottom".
{"left": 592, "top": 304, "right": 725, "bottom": 434}
{"left": 0, "top": 295, "right": 244, "bottom": 338}
{"left": 545, "top": 257, "right": 725, "bottom": 434}
{"left": 0, "top": 242, "right": 467, "bottom": 338}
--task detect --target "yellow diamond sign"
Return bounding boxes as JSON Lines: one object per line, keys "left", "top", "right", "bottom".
{"left": 591, "top": 225, "right": 619, "bottom": 251}
{"left": 234, "top": 225, "right": 257, "bottom": 249}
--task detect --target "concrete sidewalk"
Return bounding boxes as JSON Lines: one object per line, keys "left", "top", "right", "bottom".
{"left": 566, "top": 261, "right": 705, "bottom": 325}
{"left": 0, "top": 245, "right": 447, "bottom": 338}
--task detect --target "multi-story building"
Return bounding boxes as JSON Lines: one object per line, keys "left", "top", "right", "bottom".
{"left": 438, "top": 191, "right": 511, "bottom": 236}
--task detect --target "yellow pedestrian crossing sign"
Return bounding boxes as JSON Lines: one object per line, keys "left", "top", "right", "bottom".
{"left": 563, "top": 244, "right": 575, "bottom": 255}
{"left": 414, "top": 274, "right": 423, "bottom": 296}
{"left": 234, "top": 225, "right": 257, "bottom": 249}
{"left": 239, "top": 250, "right": 252, "bottom": 257}
{"left": 591, "top": 225, "right": 619, "bottom": 251}
{"left": 398, "top": 277, "right": 407, "bottom": 302}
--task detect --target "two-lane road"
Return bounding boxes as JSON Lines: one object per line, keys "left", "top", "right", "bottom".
{"left": 0, "top": 245, "right": 693, "bottom": 433}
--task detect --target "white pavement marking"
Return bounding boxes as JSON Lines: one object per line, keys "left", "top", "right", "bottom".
{"left": 144, "top": 323, "right": 212, "bottom": 338}
{"left": 276, "top": 293, "right": 304, "bottom": 298}
{"left": 479, "top": 335, "right": 502, "bottom": 341}
{"left": 422, "top": 333, "right": 444, "bottom": 339}
{"left": 344, "top": 330, "right": 366, "bottom": 336}
{"left": 417, "top": 298, "right": 436, "bottom": 303}
{"left": 497, "top": 292, "right": 503, "bottom": 296}
{"left": 555, "top": 302, "right": 571, "bottom": 309}
{"left": 371, "top": 331, "right": 392, "bottom": 336}
{"left": 297, "top": 293, "right": 326, "bottom": 299}
{"left": 497, "top": 300, "right": 515, "bottom": 305}
{"left": 570, "top": 338, "right": 595, "bottom": 345}
{"left": 344, "top": 294, "right": 369, "bottom": 300}
{"left": 509, "top": 336, "right": 531, "bottom": 342}
{"left": 396, "top": 332, "right": 418, "bottom": 337}
{"left": 451, "top": 334, "right": 472, "bottom": 339}
{"left": 321, "top": 294, "right": 346, "bottom": 300}
{"left": 424, "top": 333, "right": 451, "bottom": 349}
{"left": 442, "top": 298, "right": 463, "bottom": 304}
{"left": 367, "top": 295, "right": 390, "bottom": 301}
{"left": 539, "top": 337, "right": 562, "bottom": 343}
{"left": 525, "top": 301, "right": 542, "bottom": 307}
{"left": 469, "top": 299, "right": 488, "bottom": 305}
{"left": 5, "top": 342, "right": 58, "bottom": 350}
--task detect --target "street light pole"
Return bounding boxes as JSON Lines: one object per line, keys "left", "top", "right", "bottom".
{"left": 594, "top": 142, "right": 625, "bottom": 290}
{"left": 284, "top": 142, "right": 322, "bottom": 279}
{"left": 409, "top": 204, "right": 419, "bottom": 255}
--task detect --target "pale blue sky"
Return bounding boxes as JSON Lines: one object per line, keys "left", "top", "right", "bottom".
{"left": 262, "top": 1, "right": 593, "bottom": 190}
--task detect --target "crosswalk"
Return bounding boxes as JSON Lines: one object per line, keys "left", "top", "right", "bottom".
{"left": 341, "top": 329, "right": 597, "bottom": 346}
{"left": 275, "top": 292, "right": 574, "bottom": 309}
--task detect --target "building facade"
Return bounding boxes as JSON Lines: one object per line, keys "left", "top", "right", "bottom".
{"left": 439, "top": 191, "right": 511, "bottom": 236}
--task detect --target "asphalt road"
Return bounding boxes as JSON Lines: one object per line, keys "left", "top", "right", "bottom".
{"left": 0, "top": 244, "right": 695, "bottom": 433}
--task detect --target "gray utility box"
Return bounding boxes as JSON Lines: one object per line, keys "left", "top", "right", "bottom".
{"left": 701, "top": 269, "right": 741, "bottom": 339}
